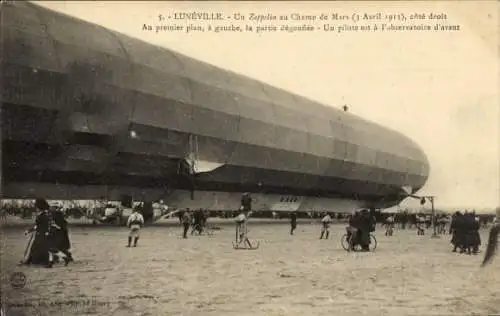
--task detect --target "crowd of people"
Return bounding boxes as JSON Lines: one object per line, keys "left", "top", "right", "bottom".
{"left": 22, "top": 199, "right": 74, "bottom": 268}
{"left": 449, "top": 211, "right": 482, "bottom": 254}
{"left": 15, "top": 194, "right": 499, "bottom": 268}
{"left": 177, "top": 208, "right": 209, "bottom": 238}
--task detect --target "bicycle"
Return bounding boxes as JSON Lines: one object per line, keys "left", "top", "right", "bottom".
{"left": 203, "top": 222, "right": 219, "bottom": 236}
{"left": 341, "top": 230, "right": 377, "bottom": 252}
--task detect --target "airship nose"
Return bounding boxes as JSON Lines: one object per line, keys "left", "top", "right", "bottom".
{"left": 411, "top": 140, "right": 430, "bottom": 192}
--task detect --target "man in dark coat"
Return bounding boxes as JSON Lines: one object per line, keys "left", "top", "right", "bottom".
{"left": 290, "top": 211, "right": 297, "bottom": 235}
{"left": 191, "top": 209, "right": 204, "bottom": 235}
{"left": 450, "top": 212, "right": 463, "bottom": 252}
{"left": 181, "top": 210, "right": 191, "bottom": 239}
{"left": 241, "top": 193, "right": 252, "bottom": 212}
{"left": 358, "top": 210, "right": 372, "bottom": 251}
{"left": 463, "top": 212, "right": 479, "bottom": 255}
{"left": 471, "top": 212, "right": 481, "bottom": 254}
{"left": 50, "top": 207, "right": 74, "bottom": 262}
{"left": 348, "top": 212, "right": 360, "bottom": 247}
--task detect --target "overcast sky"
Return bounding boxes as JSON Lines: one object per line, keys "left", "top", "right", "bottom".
{"left": 36, "top": 1, "right": 499, "bottom": 210}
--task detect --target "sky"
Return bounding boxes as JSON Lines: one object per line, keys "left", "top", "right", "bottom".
{"left": 35, "top": 1, "right": 499, "bottom": 210}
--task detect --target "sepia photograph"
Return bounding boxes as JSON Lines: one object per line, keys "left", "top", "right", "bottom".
{"left": 1, "top": 1, "right": 498, "bottom": 315}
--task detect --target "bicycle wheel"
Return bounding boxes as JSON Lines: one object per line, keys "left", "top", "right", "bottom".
{"left": 341, "top": 234, "right": 351, "bottom": 251}
{"left": 370, "top": 234, "right": 377, "bottom": 251}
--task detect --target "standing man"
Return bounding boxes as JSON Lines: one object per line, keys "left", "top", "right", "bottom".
{"left": 241, "top": 192, "right": 252, "bottom": 212}
{"left": 235, "top": 209, "right": 247, "bottom": 243}
{"left": 191, "top": 209, "right": 203, "bottom": 235}
{"left": 236, "top": 193, "right": 252, "bottom": 241}
{"left": 385, "top": 214, "right": 395, "bottom": 236}
{"left": 358, "top": 210, "right": 372, "bottom": 251}
{"left": 320, "top": 212, "right": 332, "bottom": 239}
{"left": 50, "top": 206, "right": 74, "bottom": 263}
{"left": 126, "top": 207, "right": 144, "bottom": 247}
{"left": 181, "top": 209, "right": 192, "bottom": 239}
{"left": 290, "top": 211, "right": 297, "bottom": 235}
{"left": 234, "top": 204, "right": 257, "bottom": 248}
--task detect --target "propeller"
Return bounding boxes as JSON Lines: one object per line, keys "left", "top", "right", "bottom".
{"left": 399, "top": 186, "right": 431, "bottom": 205}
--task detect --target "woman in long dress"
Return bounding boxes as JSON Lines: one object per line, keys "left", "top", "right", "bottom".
{"left": 23, "top": 199, "right": 54, "bottom": 268}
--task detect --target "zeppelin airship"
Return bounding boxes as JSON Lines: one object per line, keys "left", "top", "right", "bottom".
{"left": 1, "top": 2, "right": 430, "bottom": 213}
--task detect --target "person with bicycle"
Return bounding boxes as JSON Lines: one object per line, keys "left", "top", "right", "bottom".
{"left": 366, "top": 209, "right": 377, "bottom": 248}
{"left": 236, "top": 193, "right": 252, "bottom": 244}
{"left": 348, "top": 210, "right": 373, "bottom": 251}
{"left": 346, "top": 211, "right": 361, "bottom": 250}
{"left": 191, "top": 209, "right": 204, "bottom": 235}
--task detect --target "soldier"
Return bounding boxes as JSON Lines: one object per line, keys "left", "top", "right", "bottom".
{"left": 181, "top": 209, "right": 191, "bottom": 239}
{"left": 126, "top": 208, "right": 144, "bottom": 247}
{"left": 320, "top": 213, "right": 332, "bottom": 239}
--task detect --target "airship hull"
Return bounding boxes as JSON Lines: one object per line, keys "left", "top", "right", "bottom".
{"left": 1, "top": 2, "right": 429, "bottom": 211}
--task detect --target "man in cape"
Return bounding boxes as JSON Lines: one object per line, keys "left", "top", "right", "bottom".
{"left": 50, "top": 206, "right": 74, "bottom": 263}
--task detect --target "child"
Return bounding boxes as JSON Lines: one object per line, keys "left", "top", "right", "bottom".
{"left": 385, "top": 215, "right": 394, "bottom": 236}
{"left": 126, "top": 208, "right": 144, "bottom": 247}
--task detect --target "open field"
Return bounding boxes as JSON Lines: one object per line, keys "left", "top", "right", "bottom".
{"left": 1, "top": 222, "right": 499, "bottom": 316}
{"left": 0, "top": 216, "right": 320, "bottom": 228}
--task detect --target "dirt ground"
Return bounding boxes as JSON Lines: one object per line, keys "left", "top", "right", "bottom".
{"left": 1, "top": 220, "right": 499, "bottom": 316}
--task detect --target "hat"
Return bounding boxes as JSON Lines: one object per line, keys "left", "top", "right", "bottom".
{"left": 35, "top": 198, "right": 50, "bottom": 210}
